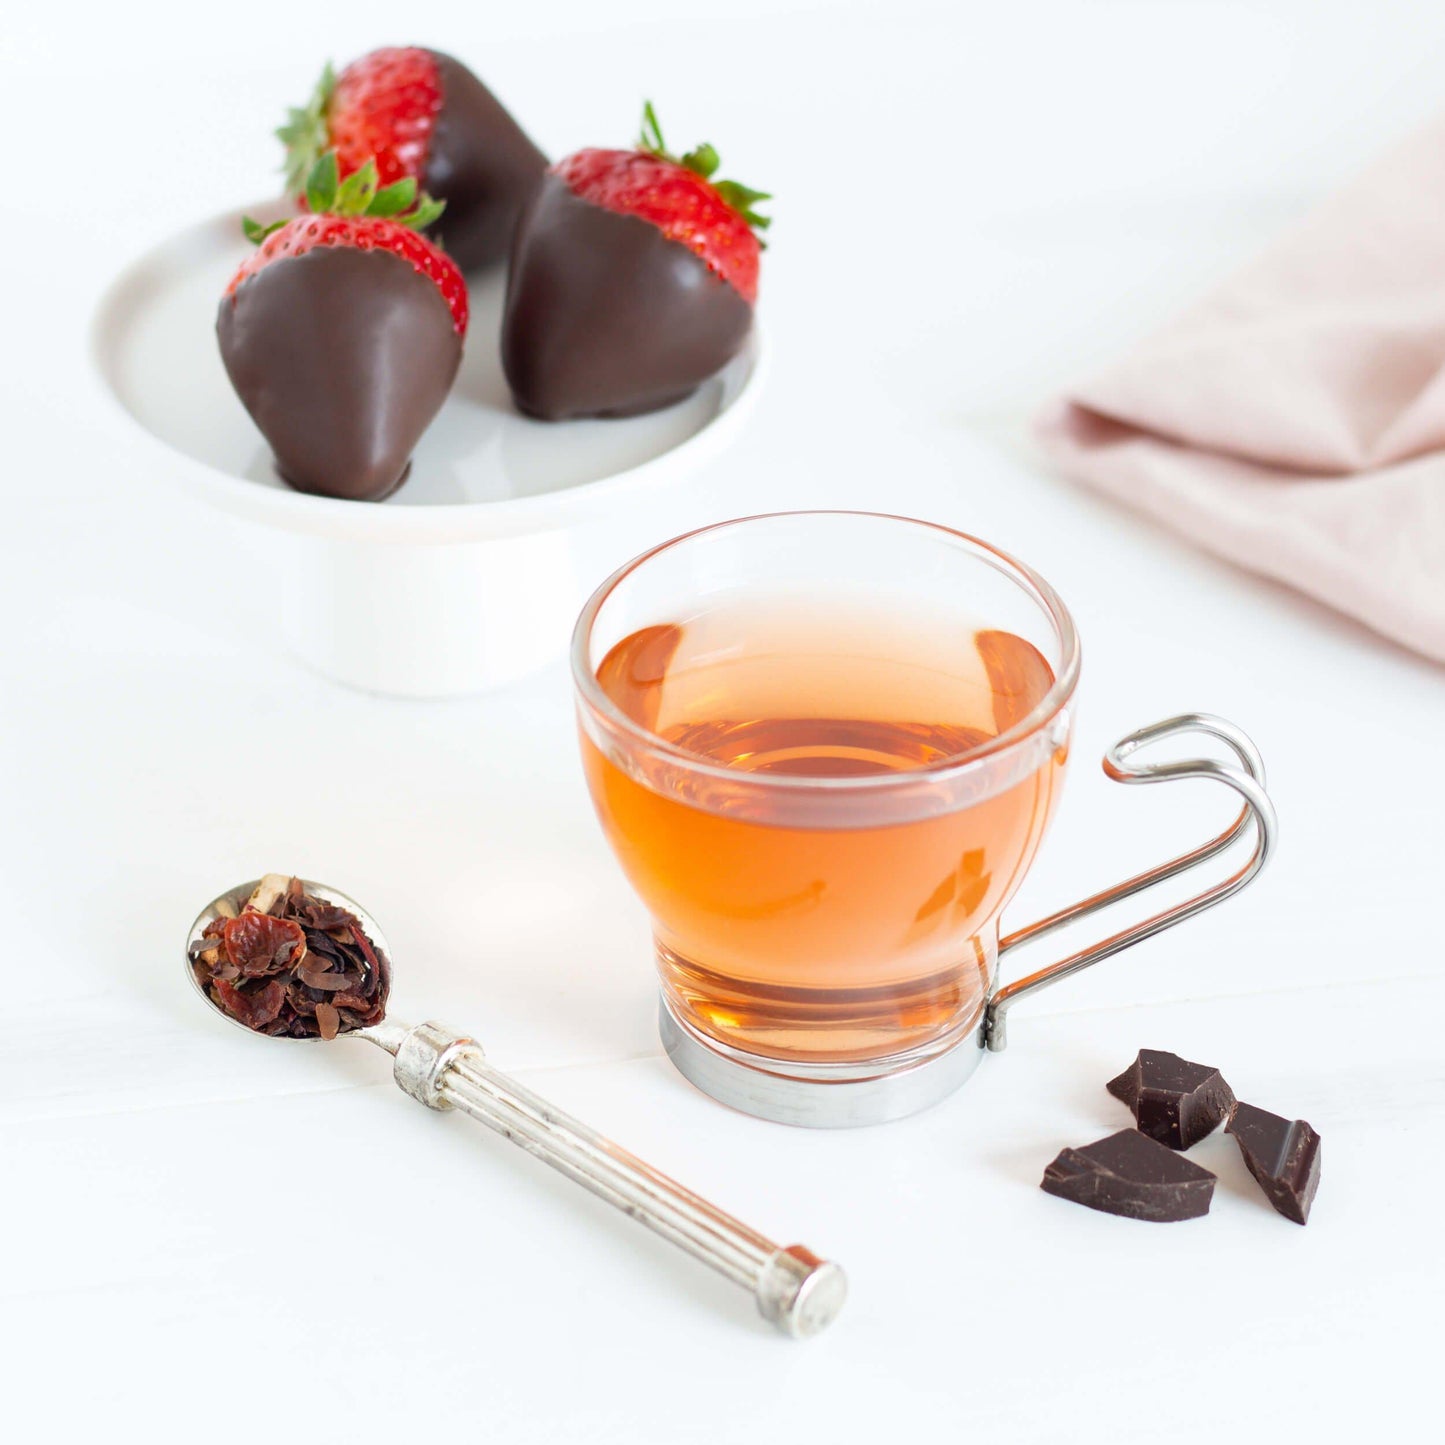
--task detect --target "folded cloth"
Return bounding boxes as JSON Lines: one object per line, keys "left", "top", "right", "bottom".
{"left": 1038, "top": 117, "right": 1445, "bottom": 664}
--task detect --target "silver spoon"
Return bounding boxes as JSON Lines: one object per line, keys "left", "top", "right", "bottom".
{"left": 187, "top": 876, "right": 846, "bottom": 1338}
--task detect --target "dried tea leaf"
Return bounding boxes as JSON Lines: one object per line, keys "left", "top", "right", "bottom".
{"left": 298, "top": 968, "right": 352, "bottom": 992}
{"left": 215, "top": 978, "right": 287, "bottom": 1029}
{"left": 194, "top": 880, "right": 390, "bottom": 1039}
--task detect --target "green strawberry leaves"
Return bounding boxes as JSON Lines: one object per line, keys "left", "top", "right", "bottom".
{"left": 242, "top": 216, "right": 289, "bottom": 244}
{"left": 305, "top": 149, "right": 341, "bottom": 214}
{"left": 369, "top": 176, "right": 418, "bottom": 216}
{"left": 366, "top": 176, "right": 444, "bottom": 229}
{"left": 333, "top": 157, "right": 377, "bottom": 214}
{"left": 277, "top": 62, "right": 336, "bottom": 196}
{"left": 398, "top": 192, "right": 446, "bottom": 231}
{"left": 303, "top": 153, "right": 444, "bottom": 229}
{"left": 637, "top": 101, "right": 772, "bottom": 240}
{"left": 242, "top": 151, "right": 447, "bottom": 247}
{"left": 712, "top": 181, "right": 771, "bottom": 234}
{"left": 681, "top": 142, "right": 719, "bottom": 178}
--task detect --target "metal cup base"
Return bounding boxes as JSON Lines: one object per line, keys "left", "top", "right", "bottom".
{"left": 658, "top": 995, "right": 985, "bottom": 1128}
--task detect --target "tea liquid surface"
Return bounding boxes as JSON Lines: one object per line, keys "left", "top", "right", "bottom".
{"left": 584, "top": 596, "right": 1065, "bottom": 1062}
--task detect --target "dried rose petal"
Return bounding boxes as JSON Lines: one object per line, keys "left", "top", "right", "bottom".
{"left": 194, "top": 880, "right": 390, "bottom": 1040}
{"left": 214, "top": 978, "right": 286, "bottom": 1028}
{"left": 347, "top": 924, "right": 381, "bottom": 974}
{"left": 224, "top": 913, "right": 307, "bottom": 978}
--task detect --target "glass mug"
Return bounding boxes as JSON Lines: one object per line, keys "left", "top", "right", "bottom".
{"left": 573, "top": 513, "right": 1276, "bottom": 1127}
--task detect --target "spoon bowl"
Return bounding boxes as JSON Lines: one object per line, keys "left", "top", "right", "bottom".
{"left": 185, "top": 876, "right": 401, "bottom": 1045}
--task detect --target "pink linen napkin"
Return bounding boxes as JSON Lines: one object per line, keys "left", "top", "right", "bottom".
{"left": 1038, "top": 118, "right": 1445, "bottom": 664}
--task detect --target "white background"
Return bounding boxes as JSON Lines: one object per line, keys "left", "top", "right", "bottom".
{"left": 3, "top": 1, "right": 1442, "bottom": 1439}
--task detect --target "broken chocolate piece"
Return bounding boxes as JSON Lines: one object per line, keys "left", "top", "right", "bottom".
{"left": 1227, "top": 1102, "right": 1321, "bottom": 1225}
{"left": 1107, "top": 1048, "right": 1236, "bottom": 1149}
{"left": 1041, "top": 1129, "right": 1216, "bottom": 1222}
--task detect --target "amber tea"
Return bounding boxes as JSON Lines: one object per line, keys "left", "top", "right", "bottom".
{"left": 574, "top": 515, "right": 1277, "bottom": 1129}
{"left": 581, "top": 594, "right": 1067, "bottom": 1064}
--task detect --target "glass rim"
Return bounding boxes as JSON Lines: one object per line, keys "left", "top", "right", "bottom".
{"left": 570, "top": 510, "right": 1082, "bottom": 794}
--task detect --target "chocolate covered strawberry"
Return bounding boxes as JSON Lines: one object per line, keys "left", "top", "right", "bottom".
{"left": 502, "top": 104, "right": 769, "bottom": 420}
{"left": 278, "top": 47, "right": 546, "bottom": 272}
{"left": 217, "top": 154, "right": 468, "bottom": 501}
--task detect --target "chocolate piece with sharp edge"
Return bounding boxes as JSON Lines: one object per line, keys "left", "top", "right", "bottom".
{"left": 1107, "top": 1048, "right": 1237, "bottom": 1150}
{"left": 1227, "top": 1102, "right": 1321, "bottom": 1225}
{"left": 1041, "top": 1129, "right": 1216, "bottom": 1222}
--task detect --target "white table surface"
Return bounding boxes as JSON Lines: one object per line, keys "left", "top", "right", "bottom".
{"left": 4, "top": 1, "right": 1441, "bottom": 1438}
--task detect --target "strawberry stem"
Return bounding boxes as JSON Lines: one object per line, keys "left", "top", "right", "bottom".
{"left": 640, "top": 100, "right": 667, "bottom": 157}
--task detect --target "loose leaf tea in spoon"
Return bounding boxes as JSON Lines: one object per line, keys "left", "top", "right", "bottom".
{"left": 189, "top": 873, "right": 390, "bottom": 1039}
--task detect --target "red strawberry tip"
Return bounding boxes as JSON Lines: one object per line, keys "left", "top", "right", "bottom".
{"left": 225, "top": 212, "right": 470, "bottom": 336}
{"left": 637, "top": 100, "right": 771, "bottom": 241}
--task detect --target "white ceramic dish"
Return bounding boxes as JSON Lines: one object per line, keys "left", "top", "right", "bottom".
{"left": 92, "top": 202, "right": 766, "bottom": 695}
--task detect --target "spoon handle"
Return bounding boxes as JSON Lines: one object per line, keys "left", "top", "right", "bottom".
{"left": 375, "top": 1020, "right": 846, "bottom": 1337}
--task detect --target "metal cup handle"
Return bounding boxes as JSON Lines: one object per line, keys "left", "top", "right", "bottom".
{"left": 981, "top": 713, "right": 1278, "bottom": 1052}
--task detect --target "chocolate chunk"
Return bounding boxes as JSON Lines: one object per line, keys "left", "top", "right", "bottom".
{"left": 1107, "top": 1048, "right": 1236, "bottom": 1149}
{"left": 217, "top": 246, "right": 462, "bottom": 500}
{"left": 1041, "top": 1129, "right": 1216, "bottom": 1222}
{"left": 423, "top": 53, "right": 547, "bottom": 272}
{"left": 1227, "top": 1102, "right": 1321, "bottom": 1225}
{"left": 501, "top": 173, "right": 754, "bottom": 420}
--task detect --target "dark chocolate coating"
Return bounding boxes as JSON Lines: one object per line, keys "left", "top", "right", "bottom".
{"left": 1107, "top": 1048, "right": 1236, "bottom": 1150}
{"left": 217, "top": 246, "right": 461, "bottom": 501}
{"left": 502, "top": 172, "right": 754, "bottom": 421}
{"left": 423, "top": 52, "right": 547, "bottom": 273}
{"left": 1041, "top": 1129, "right": 1216, "bottom": 1222}
{"left": 1227, "top": 1102, "right": 1321, "bottom": 1225}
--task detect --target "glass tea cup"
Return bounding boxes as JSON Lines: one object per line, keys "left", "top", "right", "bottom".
{"left": 572, "top": 513, "right": 1275, "bottom": 1127}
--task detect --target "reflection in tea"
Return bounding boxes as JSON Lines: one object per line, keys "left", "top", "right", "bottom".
{"left": 581, "top": 597, "right": 1067, "bottom": 1064}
